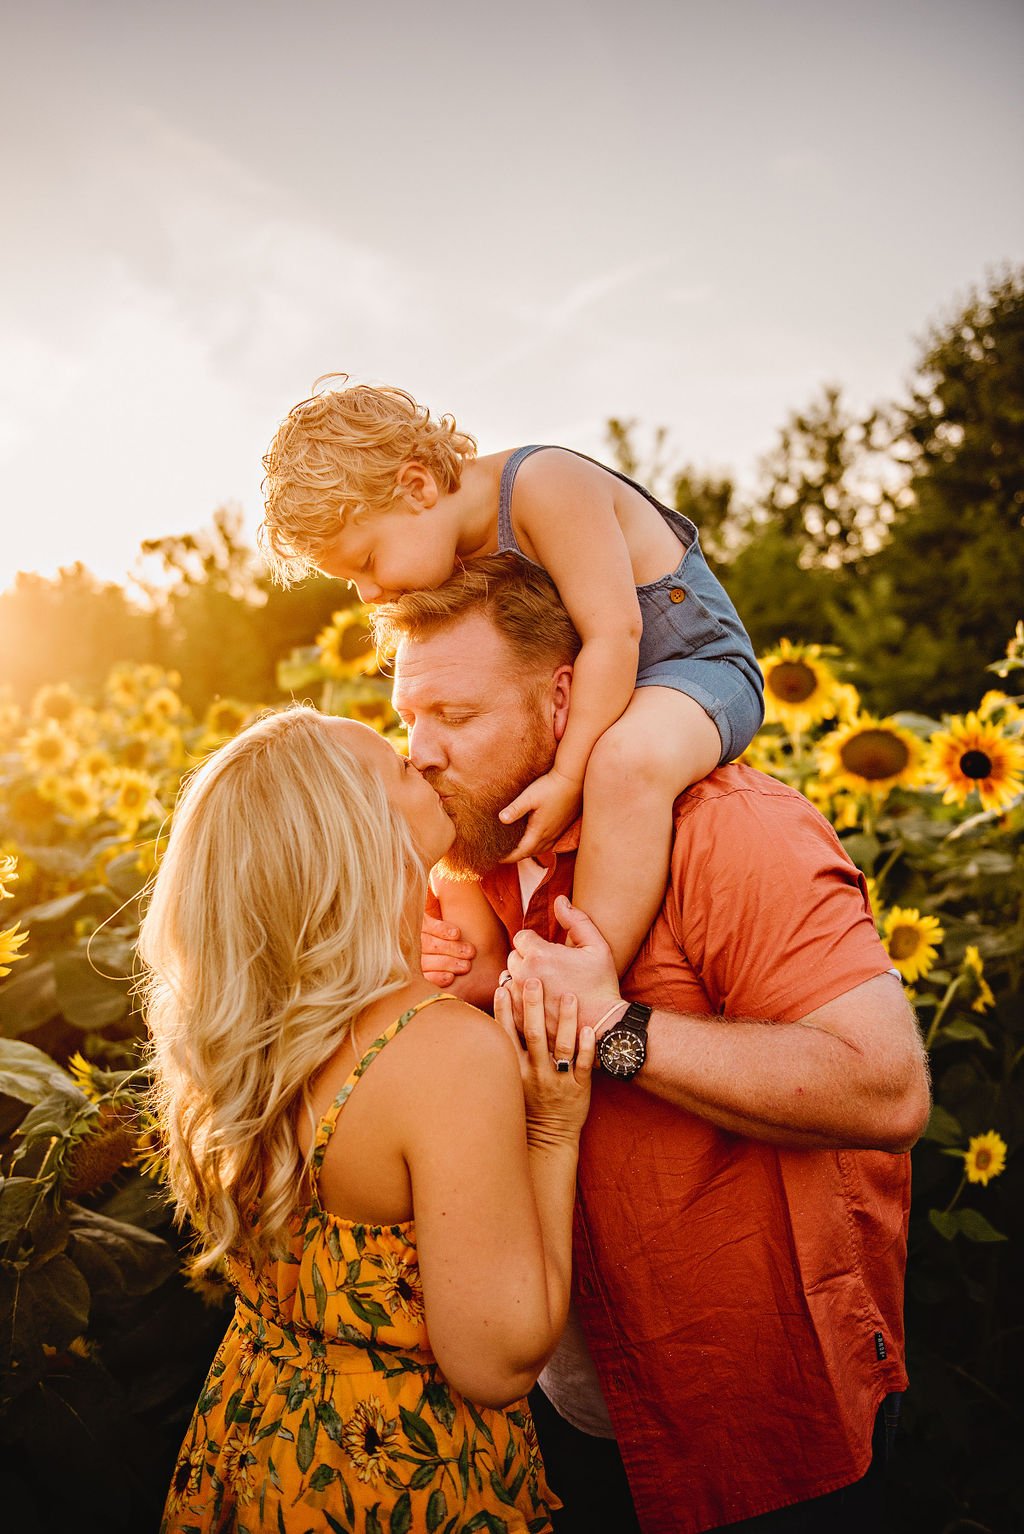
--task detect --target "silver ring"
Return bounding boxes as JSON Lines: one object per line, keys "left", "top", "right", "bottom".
{"left": 554, "top": 1058, "right": 572, "bottom": 1074}
{"left": 498, "top": 970, "right": 513, "bottom": 988}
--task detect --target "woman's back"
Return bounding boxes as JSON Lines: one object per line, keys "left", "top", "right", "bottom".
{"left": 161, "top": 992, "right": 556, "bottom": 1533}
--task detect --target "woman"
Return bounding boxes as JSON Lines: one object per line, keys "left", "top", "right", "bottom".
{"left": 140, "top": 706, "right": 593, "bottom": 1533}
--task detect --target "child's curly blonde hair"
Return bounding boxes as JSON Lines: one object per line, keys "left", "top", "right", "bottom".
{"left": 259, "top": 376, "right": 477, "bottom": 586}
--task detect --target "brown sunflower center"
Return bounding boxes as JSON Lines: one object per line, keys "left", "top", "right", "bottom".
{"left": 363, "top": 1424, "right": 382, "bottom": 1454}
{"left": 839, "top": 730, "right": 911, "bottom": 780}
{"left": 959, "top": 749, "right": 992, "bottom": 780}
{"left": 768, "top": 661, "right": 818, "bottom": 704}
{"left": 975, "top": 1149, "right": 992, "bottom": 1170}
{"left": 888, "top": 925, "right": 922, "bottom": 960}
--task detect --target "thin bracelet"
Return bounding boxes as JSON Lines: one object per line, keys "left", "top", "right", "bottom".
{"left": 592, "top": 1000, "right": 627, "bottom": 1037}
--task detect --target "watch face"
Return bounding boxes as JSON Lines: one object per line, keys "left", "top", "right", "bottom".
{"left": 599, "top": 1027, "right": 646, "bottom": 1079}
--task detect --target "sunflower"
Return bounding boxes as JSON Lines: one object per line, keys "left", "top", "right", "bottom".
{"left": 142, "top": 687, "right": 183, "bottom": 725}
{"left": 928, "top": 713, "right": 1024, "bottom": 815}
{"left": 346, "top": 694, "right": 397, "bottom": 733}
{"left": 0, "top": 855, "right": 17, "bottom": 901}
{"left": 759, "top": 639, "right": 842, "bottom": 731}
{"left": 56, "top": 777, "right": 101, "bottom": 826}
{"left": 816, "top": 714, "right": 926, "bottom": 799}
{"left": 108, "top": 770, "right": 160, "bottom": 832}
{"left": 115, "top": 735, "right": 153, "bottom": 771}
{"left": 376, "top": 1249, "right": 425, "bottom": 1323}
{"left": 882, "top": 907, "right": 944, "bottom": 984}
{"left": 963, "top": 1130, "right": 1008, "bottom": 1187}
{"left": 316, "top": 608, "right": 380, "bottom": 679}
{"left": 19, "top": 721, "right": 78, "bottom": 775}
{"left": 165, "top": 1443, "right": 207, "bottom": 1515}
{"left": 204, "top": 698, "right": 254, "bottom": 738}
{"left": 977, "top": 690, "right": 1022, "bottom": 727}
{"left": 79, "top": 745, "right": 114, "bottom": 779}
{"left": 220, "top": 1424, "right": 259, "bottom": 1505}
{"left": 340, "top": 1397, "right": 401, "bottom": 1484}
{"left": 31, "top": 682, "right": 80, "bottom": 725}
{"left": 0, "top": 923, "right": 29, "bottom": 977}
{"left": 134, "top": 1111, "right": 170, "bottom": 1183}
{"left": 961, "top": 946, "right": 995, "bottom": 1014}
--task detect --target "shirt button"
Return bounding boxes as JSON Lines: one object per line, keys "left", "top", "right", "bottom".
{"left": 669, "top": 588, "right": 686, "bottom": 603}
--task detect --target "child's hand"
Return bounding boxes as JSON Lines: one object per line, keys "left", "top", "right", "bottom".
{"left": 494, "top": 978, "right": 594, "bottom": 1143}
{"left": 499, "top": 769, "right": 583, "bottom": 861}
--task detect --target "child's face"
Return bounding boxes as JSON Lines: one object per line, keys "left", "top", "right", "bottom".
{"left": 316, "top": 503, "right": 459, "bottom": 604}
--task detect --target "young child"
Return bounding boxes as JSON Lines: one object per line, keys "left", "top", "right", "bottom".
{"left": 261, "top": 379, "right": 764, "bottom": 992}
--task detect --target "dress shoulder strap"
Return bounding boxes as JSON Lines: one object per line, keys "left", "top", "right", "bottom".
{"left": 308, "top": 992, "right": 455, "bottom": 1210}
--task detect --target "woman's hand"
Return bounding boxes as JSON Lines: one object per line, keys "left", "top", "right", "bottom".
{"left": 494, "top": 976, "right": 594, "bottom": 1145}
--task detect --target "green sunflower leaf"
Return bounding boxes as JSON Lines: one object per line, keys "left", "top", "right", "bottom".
{"left": 399, "top": 1404, "right": 438, "bottom": 1456}
{"left": 954, "top": 1208, "right": 1008, "bottom": 1243}
{"left": 389, "top": 1491, "right": 413, "bottom": 1534}
{"left": 297, "top": 1406, "right": 317, "bottom": 1472}
{"left": 488, "top": 1470, "right": 517, "bottom": 1506}
{"left": 426, "top": 1486, "right": 448, "bottom": 1532}
{"left": 425, "top": 1379, "right": 456, "bottom": 1432}
{"left": 922, "top": 1104, "right": 964, "bottom": 1145}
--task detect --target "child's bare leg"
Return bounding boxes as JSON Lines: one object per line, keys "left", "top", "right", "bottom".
{"left": 573, "top": 688, "right": 722, "bottom": 974}
{"left": 430, "top": 875, "right": 511, "bottom": 1007}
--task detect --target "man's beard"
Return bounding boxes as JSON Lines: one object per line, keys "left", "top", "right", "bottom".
{"left": 425, "top": 718, "right": 553, "bottom": 881}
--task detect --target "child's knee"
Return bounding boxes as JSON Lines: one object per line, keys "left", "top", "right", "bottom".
{"left": 587, "top": 718, "right": 676, "bottom": 796}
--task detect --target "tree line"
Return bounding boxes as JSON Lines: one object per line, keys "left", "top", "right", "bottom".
{"left": 3, "top": 268, "right": 1021, "bottom": 717}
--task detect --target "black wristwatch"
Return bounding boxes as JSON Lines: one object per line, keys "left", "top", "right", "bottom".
{"left": 597, "top": 1002, "right": 652, "bottom": 1080}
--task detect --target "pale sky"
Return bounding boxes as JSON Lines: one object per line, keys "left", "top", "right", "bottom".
{"left": 1, "top": 0, "right": 1022, "bottom": 588}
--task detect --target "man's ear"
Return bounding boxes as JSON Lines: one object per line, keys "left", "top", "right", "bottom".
{"left": 395, "top": 461, "right": 439, "bottom": 512}
{"left": 550, "top": 663, "right": 574, "bottom": 742}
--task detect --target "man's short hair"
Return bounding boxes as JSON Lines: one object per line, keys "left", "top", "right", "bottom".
{"left": 371, "top": 554, "right": 582, "bottom": 675}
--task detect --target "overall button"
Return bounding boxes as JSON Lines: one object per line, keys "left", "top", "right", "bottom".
{"left": 669, "top": 588, "right": 686, "bottom": 604}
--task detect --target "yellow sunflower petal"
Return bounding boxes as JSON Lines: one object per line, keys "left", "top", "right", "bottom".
{"left": 963, "top": 1130, "right": 1008, "bottom": 1186}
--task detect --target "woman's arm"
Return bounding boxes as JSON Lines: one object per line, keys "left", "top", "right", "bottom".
{"left": 397, "top": 990, "right": 592, "bottom": 1407}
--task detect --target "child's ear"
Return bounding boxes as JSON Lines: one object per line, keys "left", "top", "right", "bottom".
{"left": 395, "top": 461, "right": 439, "bottom": 512}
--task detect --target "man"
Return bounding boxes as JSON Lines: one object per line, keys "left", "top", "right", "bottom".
{"left": 373, "top": 556, "right": 930, "bottom": 1534}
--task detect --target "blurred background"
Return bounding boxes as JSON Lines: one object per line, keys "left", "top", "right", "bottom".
{"left": 0, "top": 3, "right": 1022, "bottom": 1531}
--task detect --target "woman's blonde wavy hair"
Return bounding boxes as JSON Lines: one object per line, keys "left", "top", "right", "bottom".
{"left": 138, "top": 706, "right": 424, "bottom": 1277}
{"left": 259, "top": 375, "right": 477, "bottom": 586}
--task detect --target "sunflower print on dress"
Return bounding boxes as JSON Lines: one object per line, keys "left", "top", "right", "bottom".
{"left": 161, "top": 994, "right": 556, "bottom": 1534}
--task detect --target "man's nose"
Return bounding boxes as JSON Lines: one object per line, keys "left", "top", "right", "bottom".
{"left": 408, "top": 722, "right": 447, "bottom": 772}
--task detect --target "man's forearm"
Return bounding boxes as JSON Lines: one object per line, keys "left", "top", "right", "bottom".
{"left": 634, "top": 979, "right": 929, "bottom": 1152}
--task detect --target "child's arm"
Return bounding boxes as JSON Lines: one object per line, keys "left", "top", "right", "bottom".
{"left": 498, "top": 454, "right": 643, "bottom": 858}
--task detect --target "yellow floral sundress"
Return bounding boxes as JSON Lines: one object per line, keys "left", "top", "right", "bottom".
{"left": 163, "top": 994, "right": 556, "bottom": 1534}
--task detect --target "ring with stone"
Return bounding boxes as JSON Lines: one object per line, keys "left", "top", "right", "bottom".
{"left": 554, "top": 1059, "right": 572, "bottom": 1074}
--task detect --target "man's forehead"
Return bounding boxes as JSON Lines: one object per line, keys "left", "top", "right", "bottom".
{"left": 392, "top": 617, "right": 511, "bottom": 701}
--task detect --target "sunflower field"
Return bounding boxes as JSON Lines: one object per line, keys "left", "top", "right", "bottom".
{"left": 1, "top": 610, "right": 1022, "bottom": 1533}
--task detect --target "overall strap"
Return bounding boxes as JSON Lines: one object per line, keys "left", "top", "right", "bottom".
{"left": 308, "top": 993, "right": 455, "bottom": 1210}
{"left": 497, "top": 445, "right": 549, "bottom": 568}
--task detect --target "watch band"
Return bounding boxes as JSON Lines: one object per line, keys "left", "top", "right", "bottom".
{"left": 617, "top": 1001, "right": 652, "bottom": 1036}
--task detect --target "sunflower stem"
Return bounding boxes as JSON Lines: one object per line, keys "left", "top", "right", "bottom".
{"left": 942, "top": 1172, "right": 966, "bottom": 1215}
{"left": 924, "top": 976, "right": 966, "bottom": 1050}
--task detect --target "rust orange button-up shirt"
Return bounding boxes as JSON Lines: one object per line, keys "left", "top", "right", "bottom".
{"left": 480, "top": 766, "right": 910, "bottom": 1534}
